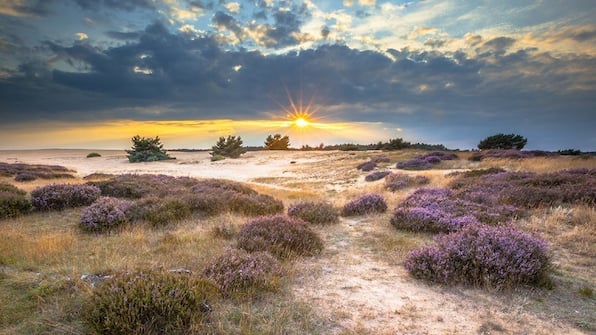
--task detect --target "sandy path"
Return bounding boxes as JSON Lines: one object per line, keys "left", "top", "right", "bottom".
{"left": 291, "top": 216, "right": 585, "bottom": 334}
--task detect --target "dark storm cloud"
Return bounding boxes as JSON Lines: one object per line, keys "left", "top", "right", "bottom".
{"left": 73, "top": 0, "right": 156, "bottom": 11}
{"left": 1, "top": 20, "right": 594, "bottom": 149}
{"left": 213, "top": 11, "right": 245, "bottom": 40}
{"left": 0, "top": 0, "right": 56, "bottom": 17}
{"left": 105, "top": 31, "right": 142, "bottom": 40}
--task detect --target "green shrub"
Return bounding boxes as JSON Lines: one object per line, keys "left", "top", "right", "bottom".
{"left": 210, "top": 154, "right": 225, "bottom": 161}
{"left": 287, "top": 201, "right": 339, "bottom": 224}
{"left": 478, "top": 133, "right": 527, "bottom": 150}
{"left": 202, "top": 248, "right": 281, "bottom": 297}
{"left": 0, "top": 183, "right": 31, "bottom": 219}
{"left": 85, "top": 270, "right": 218, "bottom": 335}
{"left": 264, "top": 134, "right": 290, "bottom": 150}
{"left": 237, "top": 215, "right": 323, "bottom": 258}
{"left": 86, "top": 152, "right": 101, "bottom": 158}
{"left": 211, "top": 135, "right": 246, "bottom": 159}
{"left": 126, "top": 135, "right": 174, "bottom": 163}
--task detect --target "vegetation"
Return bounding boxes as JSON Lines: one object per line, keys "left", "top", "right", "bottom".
{"left": 126, "top": 135, "right": 173, "bottom": 163}
{"left": 211, "top": 135, "right": 246, "bottom": 159}
{"left": 478, "top": 133, "right": 528, "bottom": 150}
{"left": 287, "top": 201, "right": 339, "bottom": 224}
{"left": 30, "top": 184, "right": 101, "bottom": 210}
{"left": 202, "top": 248, "right": 281, "bottom": 297}
{"left": 0, "top": 183, "right": 31, "bottom": 219}
{"left": 356, "top": 160, "right": 377, "bottom": 171}
{"left": 342, "top": 193, "right": 387, "bottom": 216}
{"left": 86, "top": 270, "right": 217, "bottom": 334}
{"left": 0, "top": 162, "right": 75, "bottom": 181}
{"left": 86, "top": 152, "right": 101, "bottom": 158}
{"left": 264, "top": 134, "right": 290, "bottom": 150}
{"left": 385, "top": 173, "right": 430, "bottom": 191}
{"left": 365, "top": 170, "right": 391, "bottom": 182}
{"left": 405, "top": 225, "right": 551, "bottom": 289}
{"left": 79, "top": 197, "right": 133, "bottom": 233}
{"left": 237, "top": 215, "right": 324, "bottom": 258}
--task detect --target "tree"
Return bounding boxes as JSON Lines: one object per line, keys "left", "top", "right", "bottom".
{"left": 264, "top": 134, "right": 290, "bottom": 150}
{"left": 211, "top": 135, "right": 246, "bottom": 159}
{"left": 126, "top": 135, "right": 173, "bottom": 163}
{"left": 478, "top": 133, "right": 527, "bottom": 150}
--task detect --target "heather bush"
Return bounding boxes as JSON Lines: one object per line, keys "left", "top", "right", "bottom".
{"left": 31, "top": 184, "right": 101, "bottom": 210}
{"left": 390, "top": 188, "right": 517, "bottom": 233}
{"left": 287, "top": 201, "right": 339, "bottom": 224}
{"left": 418, "top": 151, "right": 458, "bottom": 160}
{"left": 384, "top": 173, "right": 430, "bottom": 191}
{"left": 85, "top": 270, "right": 217, "bottom": 334}
{"left": 342, "top": 193, "right": 387, "bottom": 216}
{"left": 405, "top": 225, "right": 551, "bottom": 289}
{"left": 229, "top": 193, "right": 284, "bottom": 216}
{"left": 202, "top": 248, "right": 281, "bottom": 297}
{"left": 0, "top": 162, "right": 75, "bottom": 180}
{"left": 449, "top": 169, "right": 596, "bottom": 208}
{"left": 396, "top": 158, "right": 433, "bottom": 170}
{"left": 237, "top": 215, "right": 323, "bottom": 258}
{"left": 356, "top": 160, "right": 377, "bottom": 171}
{"left": 372, "top": 156, "right": 391, "bottom": 163}
{"left": 79, "top": 197, "right": 133, "bottom": 233}
{"left": 0, "top": 183, "right": 31, "bottom": 219}
{"left": 468, "top": 149, "right": 553, "bottom": 161}
{"left": 14, "top": 172, "right": 37, "bottom": 182}
{"left": 365, "top": 170, "right": 391, "bottom": 182}
{"left": 89, "top": 174, "right": 193, "bottom": 199}
{"left": 134, "top": 197, "right": 192, "bottom": 227}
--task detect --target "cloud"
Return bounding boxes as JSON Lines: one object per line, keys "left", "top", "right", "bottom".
{"left": 75, "top": 32, "right": 88, "bottom": 40}
{"left": 73, "top": 0, "right": 155, "bottom": 11}
{"left": 0, "top": 0, "right": 54, "bottom": 16}
{"left": 224, "top": 2, "right": 240, "bottom": 13}
{"left": 358, "top": 0, "right": 375, "bottom": 6}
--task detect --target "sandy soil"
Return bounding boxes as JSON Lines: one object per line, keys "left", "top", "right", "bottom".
{"left": 1, "top": 149, "right": 592, "bottom": 334}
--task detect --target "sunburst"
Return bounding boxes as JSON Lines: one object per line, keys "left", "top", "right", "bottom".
{"left": 280, "top": 89, "right": 319, "bottom": 129}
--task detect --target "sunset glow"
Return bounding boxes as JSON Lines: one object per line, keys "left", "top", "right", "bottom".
{"left": 294, "top": 117, "right": 310, "bottom": 128}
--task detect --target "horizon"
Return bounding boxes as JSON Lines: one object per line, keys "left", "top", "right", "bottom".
{"left": 1, "top": 1, "right": 595, "bottom": 151}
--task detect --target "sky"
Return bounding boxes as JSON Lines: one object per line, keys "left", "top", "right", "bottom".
{"left": 0, "top": 0, "right": 595, "bottom": 150}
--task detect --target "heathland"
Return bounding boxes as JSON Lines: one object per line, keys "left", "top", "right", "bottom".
{"left": 0, "top": 149, "right": 594, "bottom": 334}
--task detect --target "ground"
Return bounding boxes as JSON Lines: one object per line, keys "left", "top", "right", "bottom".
{"left": 0, "top": 149, "right": 594, "bottom": 334}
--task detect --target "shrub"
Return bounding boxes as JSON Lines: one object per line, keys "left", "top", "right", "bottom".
{"left": 342, "top": 193, "right": 387, "bottom": 216}
{"left": 86, "top": 152, "right": 101, "bottom": 158}
{"left": 264, "top": 134, "right": 290, "bottom": 150}
{"left": 0, "top": 183, "right": 31, "bottom": 219}
{"left": 133, "top": 197, "right": 192, "bottom": 227}
{"left": 396, "top": 158, "right": 433, "bottom": 170}
{"left": 211, "top": 135, "right": 246, "bottom": 159}
{"left": 384, "top": 173, "right": 430, "bottom": 191}
{"left": 31, "top": 184, "right": 101, "bottom": 210}
{"left": 356, "top": 160, "right": 377, "bottom": 171}
{"left": 418, "top": 151, "right": 458, "bottom": 160}
{"left": 237, "top": 215, "right": 323, "bottom": 258}
{"left": 288, "top": 201, "right": 339, "bottom": 224}
{"left": 405, "top": 225, "right": 551, "bottom": 289}
{"left": 126, "top": 135, "right": 174, "bottom": 163}
{"left": 202, "top": 248, "right": 281, "bottom": 297}
{"left": 372, "top": 156, "right": 391, "bottom": 163}
{"left": 210, "top": 154, "right": 225, "bottom": 161}
{"left": 85, "top": 270, "right": 217, "bottom": 335}
{"left": 79, "top": 197, "right": 133, "bottom": 233}
{"left": 391, "top": 187, "right": 517, "bottom": 232}
{"left": 14, "top": 172, "right": 37, "bottom": 182}
{"left": 365, "top": 170, "right": 391, "bottom": 182}
{"left": 89, "top": 174, "right": 194, "bottom": 199}
{"left": 478, "top": 133, "right": 527, "bottom": 150}
{"left": 229, "top": 193, "right": 284, "bottom": 216}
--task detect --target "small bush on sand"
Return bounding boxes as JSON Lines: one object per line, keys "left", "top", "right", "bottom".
{"left": 202, "top": 248, "right": 281, "bottom": 297}
{"left": 405, "top": 225, "right": 551, "bottom": 289}
{"left": 384, "top": 173, "right": 430, "bottom": 191}
{"left": 126, "top": 135, "right": 173, "bottom": 163}
{"left": 396, "top": 158, "right": 433, "bottom": 170}
{"left": 237, "top": 215, "right": 323, "bottom": 258}
{"left": 365, "top": 170, "right": 391, "bottom": 182}
{"left": 0, "top": 183, "right": 31, "bottom": 218}
{"left": 356, "top": 160, "right": 377, "bottom": 171}
{"left": 288, "top": 201, "right": 339, "bottom": 224}
{"left": 211, "top": 135, "right": 246, "bottom": 159}
{"left": 31, "top": 184, "right": 101, "bottom": 211}
{"left": 86, "top": 152, "right": 101, "bottom": 158}
{"left": 342, "top": 193, "right": 387, "bottom": 216}
{"left": 79, "top": 197, "right": 133, "bottom": 233}
{"left": 85, "top": 270, "right": 217, "bottom": 335}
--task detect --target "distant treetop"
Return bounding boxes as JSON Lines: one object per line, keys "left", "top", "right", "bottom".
{"left": 478, "top": 133, "right": 527, "bottom": 150}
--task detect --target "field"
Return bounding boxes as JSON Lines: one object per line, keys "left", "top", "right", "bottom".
{"left": 0, "top": 149, "right": 594, "bottom": 334}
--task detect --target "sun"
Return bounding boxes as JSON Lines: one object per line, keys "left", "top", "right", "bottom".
{"left": 295, "top": 117, "right": 310, "bottom": 128}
